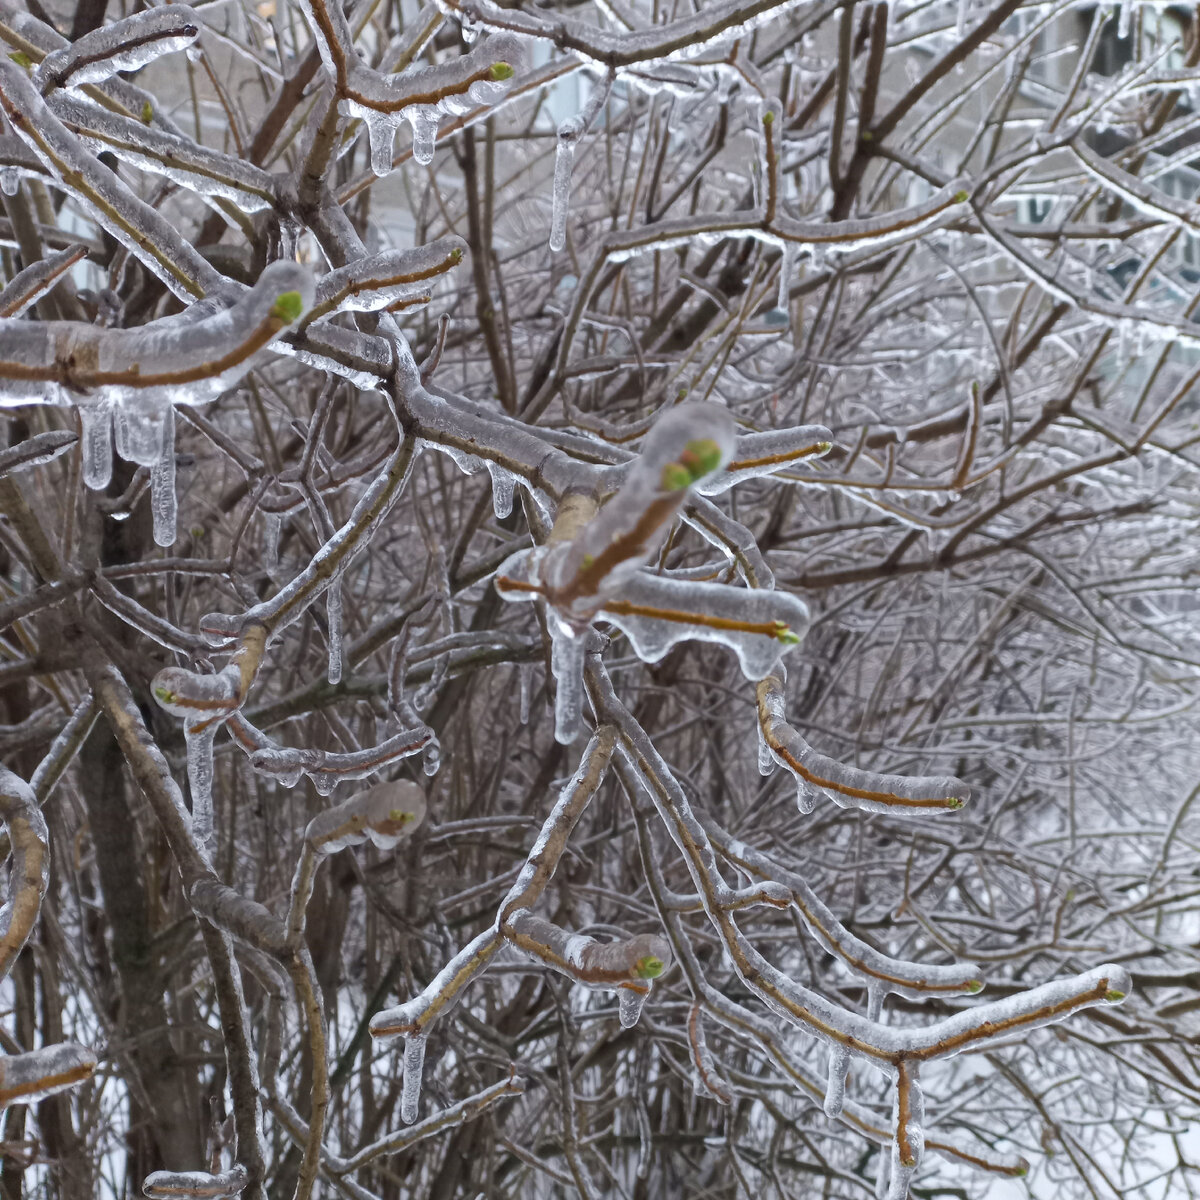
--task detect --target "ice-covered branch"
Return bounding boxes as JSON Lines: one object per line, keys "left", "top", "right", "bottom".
{"left": 504, "top": 909, "right": 671, "bottom": 1027}
{"left": 304, "top": 237, "right": 466, "bottom": 325}
{"left": 0, "top": 1043, "right": 96, "bottom": 1109}
{"left": 0, "top": 54, "right": 222, "bottom": 298}
{"left": 0, "top": 765, "right": 48, "bottom": 984}
{"left": 32, "top": 6, "right": 200, "bottom": 94}
{"left": 756, "top": 676, "right": 970, "bottom": 815}
{"left": 142, "top": 1165, "right": 248, "bottom": 1199}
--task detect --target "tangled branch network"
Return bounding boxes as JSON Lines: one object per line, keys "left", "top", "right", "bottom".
{"left": 0, "top": 0, "right": 1197, "bottom": 1196}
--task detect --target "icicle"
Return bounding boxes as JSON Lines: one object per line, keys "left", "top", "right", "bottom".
{"left": 757, "top": 718, "right": 775, "bottom": 776}
{"left": 777, "top": 241, "right": 796, "bottom": 312}
{"left": 184, "top": 723, "right": 217, "bottom": 859}
{"left": 866, "top": 984, "right": 884, "bottom": 1022}
{"left": 115, "top": 402, "right": 165, "bottom": 467}
{"left": 366, "top": 116, "right": 397, "bottom": 177}
{"left": 1118, "top": 0, "right": 1132, "bottom": 38}
{"left": 263, "top": 511, "right": 281, "bottom": 573}
{"left": 550, "top": 628, "right": 585, "bottom": 745}
{"left": 0, "top": 168, "right": 19, "bottom": 196}
{"left": 326, "top": 576, "right": 343, "bottom": 685}
{"left": 956, "top": 0, "right": 968, "bottom": 35}
{"left": 408, "top": 109, "right": 440, "bottom": 167}
{"left": 151, "top": 404, "right": 176, "bottom": 547}
{"left": 795, "top": 778, "right": 817, "bottom": 814}
{"left": 79, "top": 405, "right": 113, "bottom": 490}
{"left": 485, "top": 461, "right": 515, "bottom": 519}
{"left": 618, "top": 987, "right": 648, "bottom": 1029}
{"left": 823, "top": 1045, "right": 849, "bottom": 1117}
{"left": 549, "top": 127, "right": 578, "bottom": 252}
{"left": 518, "top": 662, "right": 533, "bottom": 725}
{"left": 401, "top": 1033, "right": 427, "bottom": 1124}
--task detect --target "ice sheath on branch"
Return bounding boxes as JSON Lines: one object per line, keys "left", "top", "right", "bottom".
{"left": 496, "top": 403, "right": 810, "bottom": 740}
{"left": 298, "top": 0, "right": 526, "bottom": 173}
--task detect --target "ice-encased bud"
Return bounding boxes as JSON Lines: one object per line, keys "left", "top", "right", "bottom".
{"left": 305, "top": 779, "right": 427, "bottom": 854}
{"left": 537, "top": 403, "right": 737, "bottom": 623}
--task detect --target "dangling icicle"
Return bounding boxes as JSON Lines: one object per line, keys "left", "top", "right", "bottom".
{"left": 757, "top": 717, "right": 775, "bottom": 776}
{"left": 263, "top": 511, "right": 281, "bottom": 574}
{"left": 866, "top": 984, "right": 884, "bottom": 1022}
{"left": 823, "top": 1045, "right": 850, "bottom": 1117}
{"left": 184, "top": 723, "right": 217, "bottom": 860}
{"left": 956, "top": 0, "right": 968, "bottom": 35}
{"left": 549, "top": 124, "right": 579, "bottom": 253}
{"left": 550, "top": 628, "right": 586, "bottom": 745}
{"left": 1118, "top": 0, "right": 1132, "bottom": 39}
{"left": 548, "top": 73, "right": 613, "bottom": 252}
{"left": 795, "top": 777, "right": 817, "bottom": 814}
{"left": 115, "top": 401, "right": 165, "bottom": 467}
{"left": 777, "top": 241, "right": 797, "bottom": 313}
{"left": 79, "top": 405, "right": 113, "bottom": 490}
{"left": 618, "top": 987, "right": 648, "bottom": 1029}
{"left": 401, "top": 1033, "right": 427, "bottom": 1124}
{"left": 518, "top": 662, "right": 533, "bottom": 725}
{"left": 485, "top": 461, "right": 515, "bottom": 520}
{"left": 407, "top": 109, "right": 440, "bottom": 167}
{"left": 326, "top": 573, "right": 344, "bottom": 685}
{"left": 151, "top": 404, "right": 176, "bottom": 547}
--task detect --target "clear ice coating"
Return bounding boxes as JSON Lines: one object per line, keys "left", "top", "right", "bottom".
{"left": 321, "top": 33, "right": 528, "bottom": 176}
{"left": 494, "top": 402, "right": 737, "bottom": 625}
{"left": 400, "top": 1033, "right": 427, "bottom": 1124}
{"left": 0, "top": 260, "right": 313, "bottom": 411}
{"left": 142, "top": 1165, "right": 248, "bottom": 1199}
{"left": 0, "top": 1042, "right": 96, "bottom": 1108}
{"left": 309, "top": 237, "right": 466, "bottom": 319}
{"left": 757, "top": 676, "right": 971, "bottom": 816}
{"left": 600, "top": 572, "right": 810, "bottom": 680}
{"left": 33, "top": 5, "right": 200, "bottom": 92}
{"left": 305, "top": 780, "right": 427, "bottom": 854}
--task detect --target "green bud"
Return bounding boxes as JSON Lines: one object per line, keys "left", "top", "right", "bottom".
{"left": 8, "top": 51, "right": 32, "bottom": 69}
{"left": 762, "top": 109, "right": 774, "bottom": 125}
{"left": 966, "top": 979, "right": 984, "bottom": 994}
{"left": 954, "top": 189, "right": 969, "bottom": 203}
{"left": 660, "top": 463, "right": 692, "bottom": 492}
{"left": 679, "top": 438, "right": 723, "bottom": 479}
{"left": 154, "top": 685, "right": 177, "bottom": 704}
{"left": 860, "top": 129, "right": 874, "bottom": 142}
{"left": 449, "top": 246, "right": 464, "bottom": 262}
{"left": 774, "top": 622, "right": 801, "bottom": 645}
{"left": 270, "top": 290, "right": 304, "bottom": 323}
{"left": 1105, "top": 988, "right": 1125, "bottom": 1002}
{"left": 489, "top": 61, "right": 515, "bottom": 81}
{"left": 388, "top": 808, "right": 417, "bottom": 824}
{"left": 141, "top": 100, "right": 154, "bottom": 124}
{"left": 633, "top": 955, "right": 664, "bottom": 980}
